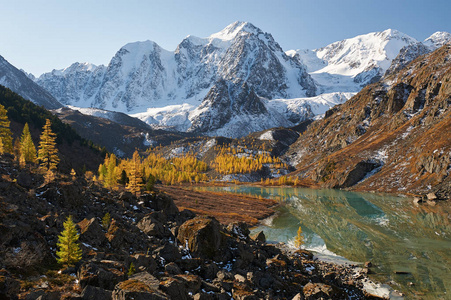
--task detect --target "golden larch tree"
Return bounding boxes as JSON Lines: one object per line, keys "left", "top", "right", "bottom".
{"left": 38, "top": 119, "right": 59, "bottom": 171}
{"left": 0, "top": 104, "right": 13, "bottom": 154}
{"left": 19, "top": 123, "right": 37, "bottom": 165}
{"left": 126, "top": 150, "right": 143, "bottom": 196}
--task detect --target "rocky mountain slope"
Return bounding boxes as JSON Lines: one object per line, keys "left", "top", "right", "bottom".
{"left": 286, "top": 44, "right": 451, "bottom": 196}
{"left": 52, "top": 107, "right": 193, "bottom": 158}
{"left": 0, "top": 154, "right": 383, "bottom": 299}
{"left": 0, "top": 55, "right": 63, "bottom": 109}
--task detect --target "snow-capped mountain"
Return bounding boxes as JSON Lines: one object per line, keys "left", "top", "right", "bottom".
{"left": 0, "top": 55, "right": 63, "bottom": 109}
{"left": 36, "top": 21, "right": 319, "bottom": 137}
{"left": 37, "top": 22, "right": 315, "bottom": 111}
{"left": 34, "top": 24, "right": 450, "bottom": 138}
{"left": 423, "top": 31, "right": 451, "bottom": 50}
{"left": 290, "top": 29, "right": 419, "bottom": 93}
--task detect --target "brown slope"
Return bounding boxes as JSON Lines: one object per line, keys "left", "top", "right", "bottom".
{"left": 286, "top": 44, "right": 451, "bottom": 197}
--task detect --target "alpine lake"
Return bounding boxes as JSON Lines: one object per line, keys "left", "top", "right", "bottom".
{"left": 194, "top": 185, "right": 451, "bottom": 299}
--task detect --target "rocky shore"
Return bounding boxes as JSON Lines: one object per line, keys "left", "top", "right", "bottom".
{"left": 0, "top": 155, "right": 386, "bottom": 299}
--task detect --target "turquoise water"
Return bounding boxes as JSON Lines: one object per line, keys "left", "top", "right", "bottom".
{"left": 195, "top": 186, "right": 451, "bottom": 299}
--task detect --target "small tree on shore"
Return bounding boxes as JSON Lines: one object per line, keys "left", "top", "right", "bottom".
{"left": 56, "top": 216, "right": 82, "bottom": 267}
{"left": 294, "top": 225, "right": 305, "bottom": 249}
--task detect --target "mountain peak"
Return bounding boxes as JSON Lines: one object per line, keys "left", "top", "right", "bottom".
{"left": 424, "top": 31, "right": 451, "bottom": 49}
{"left": 210, "top": 21, "right": 261, "bottom": 41}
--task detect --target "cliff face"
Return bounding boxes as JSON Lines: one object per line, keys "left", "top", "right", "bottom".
{"left": 286, "top": 44, "right": 451, "bottom": 196}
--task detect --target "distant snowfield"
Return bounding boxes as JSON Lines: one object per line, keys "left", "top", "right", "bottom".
{"left": 68, "top": 91, "right": 354, "bottom": 137}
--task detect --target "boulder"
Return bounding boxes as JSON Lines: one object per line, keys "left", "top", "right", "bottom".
{"left": 164, "top": 262, "right": 182, "bottom": 275}
{"left": 0, "top": 275, "right": 20, "bottom": 299}
{"left": 128, "top": 254, "right": 157, "bottom": 273}
{"left": 174, "top": 274, "right": 202, "bottom": 294}
{"left": 78, "top": 218, "right": 106, "bottom": 248}
{"left": 154, "top": 243, "right": 182, "bottom": 263}
{"left": 250, "top": 231, "right": 266, "bottom": 244}
{"left": 427, "top": 192, "right": 438, "bottom": 200}
{"left": 16, "top": 171, "right": 33, "bottom": 189}
{"left": 160, "top": 277, "right": 188, "bottom": 300}
{"left": 80, "top": 285, "right": 112, "bottom": 300}
{"left": 413, "top": 197, "right": 423, "bottom": 204}
{"left": 303, "top": 282, "right": 345, "bottom": 299}
{"left": 140, "top": 193, "right": 179, "bottom": 216}
{"left": 137, "top": 215, "right": 171, "bottom": 238}
{"left": 112, "top": 272, "right": 167, "bottom": 300}
{"left": 227, "top": 222, "right": 250, "bottom": 239}
{"left": 78, "top": 260, "right": 127, "bottom": 290}
{"left": 177, "top": 216, "right": 223, "bottom": 259}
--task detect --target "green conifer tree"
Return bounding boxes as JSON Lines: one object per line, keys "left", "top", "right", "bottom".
{"left": 19, "top": 123, "right": 37, "bottom": 165}
{"left": 38, "top": 119, "right": 59, "bottom": 171}
{"left": 0, "top": 104, "right": 13, "bottom": 154}
{"left": 56, "top": 216, "right": 82, "bottom": 266}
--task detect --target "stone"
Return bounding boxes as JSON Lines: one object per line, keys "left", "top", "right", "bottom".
{"left": 140, "top": 193, "right": 179, "bottom": 216}
{"left": 155, "top": 243, "right": 182, "bottom": 263}
{"left": 250, "top": 231, "right": 266, "bottom": 243}
{"left": 364, "top": 261, "right": 372, "bottom": 268}
{"left": 129, "top": 254, "right": 157, "bottom": 273}
{"left": 177, "top": 216, "right": 223, "bottom": 259}
{"left": 193, "top": 293, "right": 214, "bottom": 300}
{"left": 227, "top": 222, "right": 250, "bottom": 239}
{"left": 427, "top": 200, "right": 437, "bottom": 206}
{"left": 78, "top": 218, "right": 106, "bottom": 248}
{"left": 78, "top": 260, "right": 127, "bottom": 290}
{"left": 294, "top": 249, "right": 314, "bottom": 260}
{"left": 112, "top": 272, "right": 168, "bottom": 300}
{"left": 234, "top": 274, "right": 246, "bottom": 283}
{"left": 303, "top": 282, "right": 345, "bottom": 299}
{"left": 160, "top": 277, "right": 188, "bottom": 300}
{"left": 80, "top": 285, "right": 112, "bottom": 300}
{"left": 16, "top": 171, "right": 33, "bottom": 189}
{"left": 0, "top": 275, "right": 20, "bottom": 299}
{"left": 291, "top": 293, "right": 304, "bottom": 300}
{"left": 165, "top": 262, "right": 182, "bottom": 275}
{"left": 413, "top": 197, "right": 423, "bottom": 204}
{"left": 174, "top": 274, "right": 202, "bottom": 294}
{"left": 427, "top": 193, "right": 438, "bottom": 200}
{"left": 137, "top": 215, "right": 171, "bottom": 238}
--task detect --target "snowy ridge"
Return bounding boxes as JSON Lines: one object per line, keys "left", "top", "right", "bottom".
{"left": 129, "top": 92, "right": 353, "bottom": 138}
{"left": 0, "top": 55, "right": 63, "bottom": 109}
{"left": 424, "top": 32, "right": 451, "bottom": 50}
{"left": 290, "top": 29, "right": 419, "bottom": 93}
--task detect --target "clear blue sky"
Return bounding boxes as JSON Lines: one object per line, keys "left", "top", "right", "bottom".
{"left": 1, "top": 0, "right": 449, "bottom": 76}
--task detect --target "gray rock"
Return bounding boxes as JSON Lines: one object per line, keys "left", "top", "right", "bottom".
{"left": 80, "top": 285, "right": 112, "bottom": 300}
{"left": 177, "top": 216, "right": 223, "bottom": 259}
{"left": 250, "top": 231, "right": 266, "bottom": 244}
{"left": 137, "top": 214, "right": 171, "bottom": 238}
{"left": 165, "top": 262, "right": 182, "bottom": 275}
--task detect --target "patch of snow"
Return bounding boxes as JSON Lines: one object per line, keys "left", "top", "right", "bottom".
{"left": 259, "top": 130, "right": 274, "bottom": 141}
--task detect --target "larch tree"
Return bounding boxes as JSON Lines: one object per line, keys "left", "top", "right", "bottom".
{"left": 19, "top": 123, "right": 37, "bottom": 165}
{"left": 56, "top": 215, "right": 82, "bottom": 266}
{"left": 0, "top": 104, "right": 13, "bottom": 154}
{"left": 126, "top": 150, "right": 143, "bottom": 196}
{"left": 38, "top": 119, "right": 59, "bottom": 171}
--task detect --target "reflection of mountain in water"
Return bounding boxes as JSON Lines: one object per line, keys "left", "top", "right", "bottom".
{"left": 196, "top": 186, "right": 451, "bottom": 299}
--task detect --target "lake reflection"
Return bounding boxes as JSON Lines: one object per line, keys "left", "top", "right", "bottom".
{"left": 195, "top": 186, "right": 451, "bottom": 299}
